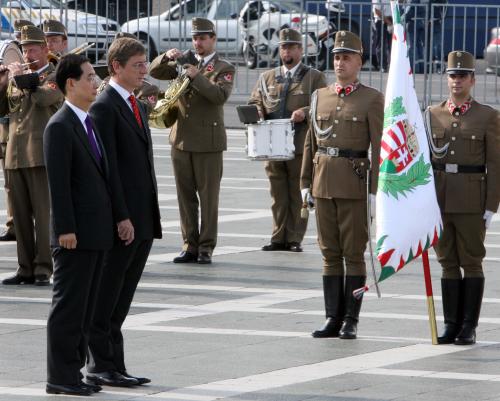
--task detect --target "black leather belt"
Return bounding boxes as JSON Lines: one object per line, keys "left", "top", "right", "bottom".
{"left": 317, "top": 146, "right": 367, "bottom": 158}
{"left": 432, "top": 163, "right": 485, "bottom": 174}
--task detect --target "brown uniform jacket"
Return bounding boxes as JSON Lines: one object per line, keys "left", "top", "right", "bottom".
{"left": 0, "top": 63, "right": 63, "bottom": 169}
{"left": 248, "top": 64, "right": 327, "bottom": 154}
{"left": 429, "top": 100, "right": 500, "bottom": 214}
{"left": 300, "top": 84, "right": 384, "bottom": 199}
{"left": 149, "top": 52, "right": 235, "bottom": 152}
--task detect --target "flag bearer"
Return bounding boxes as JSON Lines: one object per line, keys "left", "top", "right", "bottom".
{"left": 300, "top": 31, "right": 384, "bottom": 339}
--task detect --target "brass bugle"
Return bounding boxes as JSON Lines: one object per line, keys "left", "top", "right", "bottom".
{"left": 0, "top": 59, "right": 39, "bottom": 74}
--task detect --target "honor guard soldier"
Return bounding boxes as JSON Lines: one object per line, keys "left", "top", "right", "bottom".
{"left": 0, "top": 25, "right": 64, "bottom": 285}
{"left": 149, "top": 17, "right": 235, "bottom": 264}
{"left": 429, "top": 51, "right": 500, "bottom": 345}
{"left": 301, "top": 31, "right": 383, "bottom": 339}
{"left": 13, "top": 19, "right": 34, "bottom": 42}
{"left": 43, "top": 19, "right": 68, "bottom": 56}
{"left": 249, "top": 28, "right": 327, "bottom": 252}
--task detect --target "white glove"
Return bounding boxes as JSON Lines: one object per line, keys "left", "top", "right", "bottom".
{"left": 301, "top": 188, "right": 314, "bottom": 209}
{"left": 483, "top": 210, "right": 495, "bottom": 229}
{"left": 370, "top": 194, "right": 376, "bottom": 220}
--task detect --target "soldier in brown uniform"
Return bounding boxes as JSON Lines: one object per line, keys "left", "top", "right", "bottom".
{"left": 0, "top": 20, "right": 35, "bottom": 242}
{"left": 43, "top": 19, "right": 68, "bottom": 56}
{"left": 149, "top": 18, "right": 235, "bottom": 264}
{"left": 429, "top": 51, "right": 500, "bottom": 345}
{"left": 248, "top": 28, "right": 326, "bottom": 252}
{"left": 301, "top": 31, "right": 383, "bottom": 339}
{"left": 0, "top": 25, "right": 64, "bottom": 285}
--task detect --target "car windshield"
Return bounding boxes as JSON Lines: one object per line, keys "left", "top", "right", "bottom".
{"left": 270, "top": 1, "right": 302, "bottom": 13}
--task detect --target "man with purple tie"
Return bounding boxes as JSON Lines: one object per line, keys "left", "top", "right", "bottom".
{"left": 44, "top": 53, "right": 114, "bottom": 396}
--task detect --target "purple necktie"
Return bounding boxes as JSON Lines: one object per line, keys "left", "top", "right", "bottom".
{"left": 84, "top": 116, "right": 102, "bottom": 161}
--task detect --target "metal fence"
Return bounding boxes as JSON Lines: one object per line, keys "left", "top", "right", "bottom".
{"left": 1, "top": 1, "right": 499, "bottom": 106}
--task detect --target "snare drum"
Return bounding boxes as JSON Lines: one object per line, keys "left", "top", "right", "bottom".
{"left": 247, "top": 119, "right": 295, "bottom": 161}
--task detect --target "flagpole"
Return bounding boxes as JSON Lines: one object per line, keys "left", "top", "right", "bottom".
{"left": 422, "top": 250, "right": 438, "bottom": 345}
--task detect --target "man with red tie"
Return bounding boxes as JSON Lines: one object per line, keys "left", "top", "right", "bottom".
{"left": 86, "top": 37, "right": 162, "bottom": 387}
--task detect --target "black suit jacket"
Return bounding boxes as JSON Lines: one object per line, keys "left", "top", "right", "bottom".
{"left": 89, "top": 85, "right": 162, "bottom": 240}
{"left": 44, "top": 103, "right": 114, "bottom": 250}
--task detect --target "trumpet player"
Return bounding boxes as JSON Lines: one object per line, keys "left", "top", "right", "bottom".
{"left": 43, "top": 20, "right": 68, "bottom": 57}
{"left": 149, "top": 17, "right": 235, "bottom": 265}
{"left": 0, "top": 25, "right": 63, "bottom": 285}
{"left": 429, "top": 51, "right": 500, "bottom": 345}
{"left": 248, "top": 28, "right": 326, "bottom": 253}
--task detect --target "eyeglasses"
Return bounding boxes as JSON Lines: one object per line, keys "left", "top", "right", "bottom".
{"left": 130, "top": 61, "right": 149, "bottom": 70}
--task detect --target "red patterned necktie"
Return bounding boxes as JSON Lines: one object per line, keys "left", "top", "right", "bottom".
{"left": 128, "top": 95, "right": 143, "bottom": 128}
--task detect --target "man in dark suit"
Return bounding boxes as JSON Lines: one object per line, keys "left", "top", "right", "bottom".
{"left": 86, "top": 37, "right": 162, "bottom": 387}
{"left": 44, "top": 54, "right": 114, "bottom": 396}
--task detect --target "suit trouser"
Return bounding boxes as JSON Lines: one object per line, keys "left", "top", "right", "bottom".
{"left": 265, "top": 155, "right": 307, "bottom": 244}
{"left": 171, "top": 147, "right": 223, "bottom": 254}
{"left": 47, "top": 248, "right": 104, "bottom": 385}
{"left": 435, "top": 213, "right": 486, "bottom": 279}
{"left": 0, "top": 144, "right": 14, "bottom": 235}
{"left": 5, "top": 167, "right": 52, "bottom": 277}
{"left": 315, "top": 197, "right": 367, "bottom": 276}
{"left": 87, "top": 238, "right": 153, "bottom": 373}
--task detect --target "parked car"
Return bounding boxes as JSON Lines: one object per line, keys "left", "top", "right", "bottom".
{"left": 0, "top": 0, "right": 118, "bottom": 61}
{"left": 122, "top": 0, "right": 246, "bottom": 60}
{"left": 238, "top": 0, "right": 329, "bottom": 69}
{"left": 485, "top": 27, "right": 500, "bottom": 75}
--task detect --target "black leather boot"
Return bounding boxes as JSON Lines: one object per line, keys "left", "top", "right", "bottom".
{"left": 339, "top": 276, "right": 366, "bottom": 340}
{"left": 312, "top": 275, "right": 344, "bottom": 338}
{"left": 438, "top": 278, "right": 463, "bottom": 344}
{"left": 455, "top": 277, "right": 484, "bottom": 345}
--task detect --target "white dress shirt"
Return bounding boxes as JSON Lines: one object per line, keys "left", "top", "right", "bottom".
{"left": 65, "top": 100, "right": 101, "bottom": 155}
{"left": 196, "top": 51, "right": 216, "bottom": 66}
{"left": 109, "top": 78, "right": 134, "bottom": 111}
{"left": 282, "top": 62, "right": 301, "bottom": 78}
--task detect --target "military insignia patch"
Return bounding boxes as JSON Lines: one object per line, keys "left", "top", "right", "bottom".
{"left": 47, "top": 81, "right": 57, "bottom": 90}
{"left": 147, "top": 95, "right": 157, "bottom": 104}
{"left": 206, "top": 63, "right": 214, "bottom": 72}
{"left": 223, "top": 73, "right": 233, "bottom": 82}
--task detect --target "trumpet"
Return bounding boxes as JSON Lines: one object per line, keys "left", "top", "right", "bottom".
{"left": 48, "top": 42, "right": 96, "bottom": 65}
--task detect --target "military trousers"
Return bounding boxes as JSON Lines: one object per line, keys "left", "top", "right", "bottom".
{"left": 5, "top": 166, "right": 52, "bottom": 277}
{"left": 265, "top": 155, "right": 307, "bottom": 244}
{"left": 171, "top": 147, "right": 223, "bottom": 255}
{"left": 315, "top": 197, "right": 368, "bottom": 276}
{"left": 0, "top": 144, "right": 14, "bottom": 235}
{"left": 435, "top": 213, "right": 486, "bottom": 279}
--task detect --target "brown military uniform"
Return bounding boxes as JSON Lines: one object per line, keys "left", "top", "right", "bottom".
{"left": 249, "top": 63, "right": 326, "bottom": 245}
{"left": 149, "top": 45, "right": 234, "bottom": 255}
{"left": 0, "top": 118, "right": 14, "bottom": 236}
{"left": 430, "top": 100, "right": 500, "bottom": 278}
{"left": 301, "top": 84, "right": 383, "bottom": 276}
{"left": 0, "top": 26, "right": 64, "bottom": 279}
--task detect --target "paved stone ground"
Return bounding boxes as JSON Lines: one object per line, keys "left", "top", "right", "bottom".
{"left": 1, "top": 123, "right": 500, "bottom": 400}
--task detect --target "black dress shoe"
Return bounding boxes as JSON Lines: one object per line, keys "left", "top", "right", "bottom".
{"left": 46, "top": 383, "right": 93, "bottom": 396}
{"left": 120, "top": 371, "right": 151, "bottom": 385}
{"left": 2, "top": 274, "right": 35, "bottom": 285}
{"left": 173, "top": 251, "right": 198, "bottom": 263}
{"left": 35, "top": 274, "right": 50, "bottom": 286}
{"left": 0, "top": 230, "right": 15, "bottom": 241}
{"left": 197, "top": 252, "right": 212, "bottom": 264}
{"left": 86, "top": 371, "right": 139, "bottom": 387}
{"left": 261, "top": 242, "right": 286, "bottom": 251}
{"left": 287, "top": 242, "right": 303, "bottom": 252}
{"left": 81, "top": 381, "right": 102, "bottom": 392}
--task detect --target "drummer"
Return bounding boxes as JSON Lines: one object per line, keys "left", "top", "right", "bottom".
{"left": 248, "top": 28, "right": 326, "bottom": 253}
{"left": 42, "top": 19, "right": 68, "bottom": 56}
